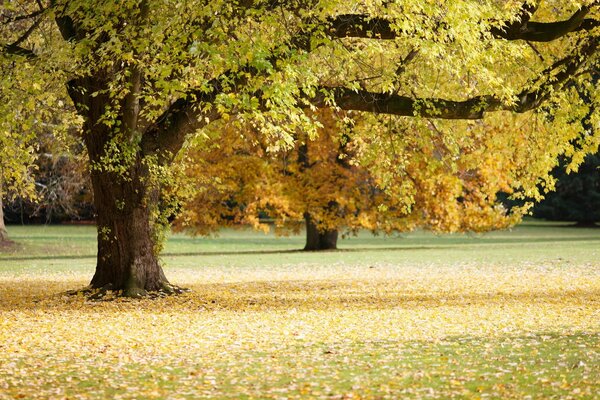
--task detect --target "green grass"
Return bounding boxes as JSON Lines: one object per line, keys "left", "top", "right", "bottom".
{"left": 0, "top": 220, "right": 599, "bottom": 399}
{"left": 2, "top": 219, "right": 600, "bottom": 273}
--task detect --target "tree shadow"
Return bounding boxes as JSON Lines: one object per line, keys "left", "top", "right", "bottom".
{"left": 2, "top": 233, "right": 600, "bottom": 261}
{"left": 2, "top": 278, "right": 598, "bottom": 312}
{"left": 177, "top": 281, "right": 600, "bottom": 312}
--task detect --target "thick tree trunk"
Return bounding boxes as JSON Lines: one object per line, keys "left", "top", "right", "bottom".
{"left": 304, "top": 213, "right": 338, "bottom": 251}
{"left": 68, "top": 76, "right": 175, "bottom": 297}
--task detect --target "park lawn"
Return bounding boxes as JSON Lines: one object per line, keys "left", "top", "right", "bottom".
{"left": 0, "top": 221, "right": 599, "bottom": 399}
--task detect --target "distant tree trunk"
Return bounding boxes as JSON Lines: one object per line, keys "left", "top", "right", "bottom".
{"left": 304, "top": 213, "right": 338, "bottom": 250}
{"left": 0, "top": 179, "right": 9, "bottom": 243}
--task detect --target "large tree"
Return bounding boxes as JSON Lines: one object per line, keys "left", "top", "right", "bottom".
{"left": 2, "top": 0, "right": 599, "bottom": 296}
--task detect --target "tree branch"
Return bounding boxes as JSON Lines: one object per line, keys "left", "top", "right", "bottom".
{"left": 491, "top": 5, "right": 597, "bottom": 42}
{"left": 0, "top": 8, "right": 46, "bottom": 24}
{"left": 141, "top": 31, "right": 598, "bottom": 162}
{"left": 141, "top": 89, "right": 221, "bottom": 162}
{"left": 318, "top": 36, "right": 599, "bottom": 118}
{"left": 324, "top": 5, "right": 599, "bottom": 43}
{"left": 1, "top": 13, "right": 44, "bottom": 59}
{"left": 10, "top": 15, "right": 43, "bottom": 48}
{"left": 1, "top": 43, "right": 36, "bottom": 58}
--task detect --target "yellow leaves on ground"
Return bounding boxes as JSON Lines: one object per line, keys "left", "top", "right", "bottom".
{"left": 0, "top": 261, "right": 599, "bottom": 399}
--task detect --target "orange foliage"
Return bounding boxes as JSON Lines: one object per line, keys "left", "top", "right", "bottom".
{"left": 176, "top": 109, "right": 525, "bottom": 236}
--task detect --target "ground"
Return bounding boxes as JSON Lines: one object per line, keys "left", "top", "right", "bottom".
{"left": 0, "top": 221, "right": 599, "bottom": 399}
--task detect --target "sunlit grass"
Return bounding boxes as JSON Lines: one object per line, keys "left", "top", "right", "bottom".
{"left": 0, "top": 221, "right": 599, "bottom": 398}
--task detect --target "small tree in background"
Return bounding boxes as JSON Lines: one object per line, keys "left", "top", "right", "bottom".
{"left": 6, "top": 133, "right": 93, "bottom": 224}
{"left": 176, "top": 109, "right": 416, "bottom": 250}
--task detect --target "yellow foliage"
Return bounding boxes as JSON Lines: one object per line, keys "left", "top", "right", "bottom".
{"left": 0, "top": 260, "right": 598, "bottom": 399}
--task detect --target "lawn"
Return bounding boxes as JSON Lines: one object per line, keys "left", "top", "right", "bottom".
{"left": 0, "top": 221, "right": 599, "bottom": 399}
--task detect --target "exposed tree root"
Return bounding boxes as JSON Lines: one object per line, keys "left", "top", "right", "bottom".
{"left": 64, "top": 282, "right": 190, "bottom": 301}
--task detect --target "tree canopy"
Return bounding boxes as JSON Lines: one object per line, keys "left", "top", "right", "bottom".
{"left": 176, "top": 110, "right": 549, "bottom": 249}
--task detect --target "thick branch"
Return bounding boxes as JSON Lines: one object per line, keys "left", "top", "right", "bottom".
{"left": 318, "top": 36, "right": 599, "bottom": 118}
{"left": 326, "top": 5, "right": 599, "bottom": 43}
{"left": 142, "top": 31, "right": 598, "bottom": 161}
{"left": 314, "top": 89, "right": 501, "bottom": 119}
{"left": 491, "top": 5, "right": 597, "bottom": 42}
{"left": 141, "top": 90, "right": 220, "bottom": 162}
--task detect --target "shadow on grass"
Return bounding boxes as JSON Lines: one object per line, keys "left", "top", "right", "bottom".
{"left": 2, "top": 234, "right": 600, "bottom": 261}
{"left": 2, "top": 278, "right": 599, "bottom": 312}
{"left": 178, "top": 281, "right": 600, "bottom": 312}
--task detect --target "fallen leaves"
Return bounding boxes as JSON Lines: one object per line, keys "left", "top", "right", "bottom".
{"left": 0, "top": 260, "right": 599, "bottom": 399}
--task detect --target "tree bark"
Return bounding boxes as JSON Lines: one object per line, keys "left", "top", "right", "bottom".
{"left": 88, "top": 162, "right": 171, "bottom": 297}
{"left": 68, "top": 76, "right": 175, "bottom": 297}
{"left": 304, "top": 213, "right": 338, "bottom": 251}
{"left": 0, "top": 179, "right": 9, "bottom": 243}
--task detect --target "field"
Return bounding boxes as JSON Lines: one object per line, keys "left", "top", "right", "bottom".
{"left": 0, "top": 221, "right": 599, "bottom": 399}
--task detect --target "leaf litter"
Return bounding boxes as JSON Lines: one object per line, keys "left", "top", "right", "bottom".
{"left": 0, "top": 261, "right": 599, "bottom": 399}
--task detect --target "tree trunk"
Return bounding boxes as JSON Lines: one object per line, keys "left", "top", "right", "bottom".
{"left": 0, "top": 175, "right": 10, "bottom": 243}
{"left": 0, "top": 187, "right": 9, "bottom": 243}
{"left": 304, "top": 213, "right": 338, "bottom": 251}
{"left": 88, "top": 164, "right": 171, "bottom": 297}
{"left": 574, "top": 220, "right": 598, "bottom": 228}
{"left": 68, "top": 76, "right": 175, "bottom": 297}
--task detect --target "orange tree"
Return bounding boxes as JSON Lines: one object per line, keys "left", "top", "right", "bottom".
{"left": 176, "top": 109, "right": 415, "bottom": 250}
{"left": 177, "top": 108, "right": 550, "bottom": 250}
{"left": 2, "top": 1, "right": 599, "bottom": 295}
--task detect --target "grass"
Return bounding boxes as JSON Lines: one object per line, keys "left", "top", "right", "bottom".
{"left": 0, "top": 220, "right": 599, "bottom": 399}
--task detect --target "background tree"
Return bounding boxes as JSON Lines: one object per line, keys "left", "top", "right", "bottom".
{"left": 2, "top": 1, "right": 599, "bottom": 295}
{"left": 0, "top": 178, "right": 8, "bottom": 244}
{"left": 176, "top": 109, "right": 416, "bottom": 251}
{"left": 5, "top": 129, "right": 93, "bottom": 224}
{"left": 532, "top": 153, "right": 600, "bottom": 225}
{"left": 0, "top": 34, "right": 75, "bottom": 243}
{"left": 531, "top": 69, "right": 599, "bottom": 225}
{"left": 177, "top": 108, "right": 575, "bottom": 250}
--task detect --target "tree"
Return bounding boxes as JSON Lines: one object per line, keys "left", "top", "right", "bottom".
{"left": 533, "top": 153, "right": 600, "bottom": 225}
{"left": 4, "top": 131, "right": 93, "bottom": 225}
{"left": 177, "top": 109, "right": 531, "bottom": 250}
{"left": 0, "top": 48, "right": 49, "bottom": 244}
{"left": 176, "top": 109, "right": 415, "bottom": 251}
{"left": 532, "top": 71, "right": 599, "bottom": 225}
{"left": 2, "top": 1, "right": 599, "bottom": 295}
{"left": 0, "top": 178, "right": 8, "bottom": 244}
